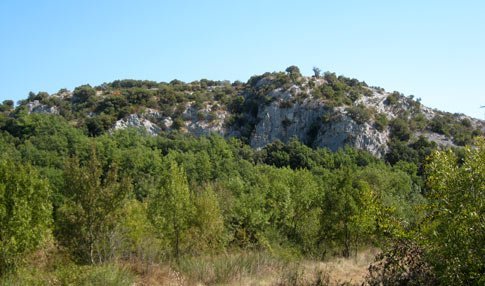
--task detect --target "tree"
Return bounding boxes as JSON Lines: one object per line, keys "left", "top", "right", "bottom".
{"left": 147, "top": 160, "right": 195, "bottom": 260}
{"left": 320, "top": 169, "right": 379, "bottom": 257}
{"left": 285, "top": 65, "right": 302, "bottom": 83}
{"left": 189, "top": 184, "right": 226, "bottom": 253}
{"left": 0, "top": 160, "right": 52, "bottom": 274}
{"left": 72, "top": 84, "right": 96, "bottom": 104}
{"left": 0, "top": 100, "right": 14, "bottom": 112}
{"left": 422, "top": 137, "right": 485, "bottom": 285}
{"left": 56, "top": 147, "right": 131, "bottom": 264}
{"left": 312, "top": 67, "right": 321, "bottom": 78}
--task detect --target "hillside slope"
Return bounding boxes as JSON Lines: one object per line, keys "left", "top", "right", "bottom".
{"left": 5, "top": 67, "right": 484, "bottom": 157}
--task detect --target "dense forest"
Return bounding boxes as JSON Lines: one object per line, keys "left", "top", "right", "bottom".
{"left": 0, "top": 70, "right": 483, "bottom": 285}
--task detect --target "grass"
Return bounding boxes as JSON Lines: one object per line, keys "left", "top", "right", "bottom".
{"left": 177, "top": 251, "right": 286, "bottom": 285}
{"left": 0, "top": 264, "right": 134, "bottom": 286}
{"left": 0, "top": 245, "right": 378, "bottom": 286}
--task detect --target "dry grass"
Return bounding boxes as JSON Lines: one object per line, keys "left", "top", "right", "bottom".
{"left": 126, "top": 248, "right": 378, "bottom": 286}
{"left": 262, "top": 248, "right": 379, "bottom": 286}
{"left": 5, "top": 246, "right": 378, "bottom": 286}
{"left": 312, "top": 248, "right": 379, "bottom": 285}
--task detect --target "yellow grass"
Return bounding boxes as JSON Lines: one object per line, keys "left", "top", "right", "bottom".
{"left": 126, "top": 248, "right": 378, "bottom": 286}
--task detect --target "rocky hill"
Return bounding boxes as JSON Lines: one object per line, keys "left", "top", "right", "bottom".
{"left": 6, "top": 66, "right": 484, "bottom": 158}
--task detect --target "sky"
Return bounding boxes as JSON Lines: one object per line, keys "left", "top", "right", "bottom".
{"left": 1, "top": 0, "right": 484, "bottom": 119}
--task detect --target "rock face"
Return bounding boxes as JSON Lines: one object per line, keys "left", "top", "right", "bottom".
{"left": 250, "top": 99, "right": 325, "bottom": 147}
{"left": 313, "top": 114, "right": 389, "bottom": 155}
{"left": 250, "top": 99, "right": 388, "bottom": 156}
{"left": 246, "top": 84, "right": 389, "bottom": 156}
{"left": 113, "top": 114, "right": 161, "bottom": 136}
{"left": 22, "top": 74, "right": 484, "bottom": 156}
{"left": 182, "top": 102, "right": 229, "bottom": 136}
{"left": 27, "top": 100, "right": 59, "bottom": 115}
{"left": 107, "top": 82, "right": 483, "bottom": 156}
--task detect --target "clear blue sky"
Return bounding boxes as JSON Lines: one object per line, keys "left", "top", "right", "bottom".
{"left": 1, "top": 0, "right": 484, "bottom": 119}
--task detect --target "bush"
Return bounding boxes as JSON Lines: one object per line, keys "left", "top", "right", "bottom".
{"left": 390, "top": 118, "right": 411, "bottom": 141}
{"left": 346, "top": 104, "right": 372, "bottom": 124}
{"left": 385, "top": 92, "right": 400, "bottom": 105}
{"left": 374, "top": 113, "right": 388, "bottom": 131}
{"left": 72, "top": 85, "right": 96, "bottom": 104}
{"left": 364, "top": 239, "right": 437, "bottom": 286}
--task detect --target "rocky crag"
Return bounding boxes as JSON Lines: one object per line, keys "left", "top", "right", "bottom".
{"left": 17, "top": 68, "right": 485, "bottom": 157}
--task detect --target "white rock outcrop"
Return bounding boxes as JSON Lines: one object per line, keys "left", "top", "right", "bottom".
{"left": 250, "top": 98, "right": 389, "bottom": 156}
{"left": 27, "top": 100, "right": 59, "bottom": 115}
{"left": 112, "top": 114, "right": 161, "bottom": 136}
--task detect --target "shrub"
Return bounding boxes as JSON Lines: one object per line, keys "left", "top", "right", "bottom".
{"left": 364, "top": 239, "right": 437, "bottom": 286}
{"left": 385, "top": 92, "right": 400, "bottom": 105}
{"left": 390, "top": 118, "right": 411, "bottom": 141}
{"left": 374, "top": 113, "right": 388, "bottom": 131}
{"left": 346, "top": 104, "right": 372, "bottom": 124}
{"left": 72, "top": 85, "right": 96, "bottom": 104}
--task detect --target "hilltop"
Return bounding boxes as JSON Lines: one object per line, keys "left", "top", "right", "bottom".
{"left": 4, "top": 66, "right": 484, "bottom": 159}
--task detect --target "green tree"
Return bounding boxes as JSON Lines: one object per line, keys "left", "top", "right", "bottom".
{"left": 72, "top": 84, "right": 96, "bottom": 104}
{"left": 56, "top": 147, "right": 131, "bottom": 264}
{"left": 285, "top": 65, "right": 302, "bottom": 83}
{"left": 147, "top": 160, "right": 195, "bottom": 260}
{"left": 288, "top": 169, "right": 321, "bottom": 254}
{"left": 320, "top": 169, "right": 379, "bottom": 257}
{"left": 423, "top": 137, "right": 485, "bottom": 285}
{"left": 189, "top": 184, "right": 226, "bottom": 253}
{"left": 312, "top": 67, "right": 321, "bottom": 78}
{"left": 0, "top": 160, "right": 52, "bottom": 274}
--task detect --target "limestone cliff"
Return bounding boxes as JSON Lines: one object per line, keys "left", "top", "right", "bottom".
{"left": 17, "top": 70, "right": 485, "bottom": 157}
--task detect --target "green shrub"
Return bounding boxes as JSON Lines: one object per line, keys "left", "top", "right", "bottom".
{"left": 374, "top": 113, "right": 388, "bottom": 131}
{"left": 385, "top": 92, "right": 400, "bottom": 105}
{"left": 346, "top": 104, "right": 372, "bottom": 124}
{"left": 390, "top": 118, "right": 411, "bottom": 141}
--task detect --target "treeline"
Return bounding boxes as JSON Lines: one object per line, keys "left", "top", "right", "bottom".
{"left": 0, "top": 113, "right": 483, "bottom": 285}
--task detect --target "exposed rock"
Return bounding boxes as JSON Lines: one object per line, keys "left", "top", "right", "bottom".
{"left": 22, "top": 74, "right": 484, "bottom": 156}
{"left": 314, "top": 113, "right": 389, "bottom": 156}
{"left": 250, "top": 98, "right": 388, "bottom": 156}
{"left": 182, "top": 102, "right": 228, "bottom": 136}
{"left": 142, "top": 108, "right": 164, "bottom": 119}
{"left": 112, "top": 114, "right": 161, "bottom": 136}
{"left": 415, "top": 131, "right": 455, "bottom": 147}
{"left": 26, "top": 100, "right": 59, "bottom": 115}
{"left": 162, "top": 117, "right": 173, "bottom": 129}
{"left": 250, "top": 99, "right": 326, "bottom": 148}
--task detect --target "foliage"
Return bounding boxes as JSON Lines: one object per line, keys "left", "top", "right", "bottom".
{"left": 373, "top": 113, "right": 388, "bottom": 131}
{"left": 55, "top": 147, "right": 132, "bottom": 264}
{"left": 0, "top": 160, "right": 52, "bottom": 274}
{"left": 286, "top": 65, "right": 302, "bottom": 83}
{"left": 346, "top": 104, "right": 373, "bottom": 124}
{"left": 189, "top": 184, "right": 227, "bottom": 253}
{"left": 365, "top": 239, "right": 437, "bottom": 286}
{"left": 0, "top": 70, "right": 482, "bottom": 283}
{"left": 72, "top": 84, "right": 96, "bottom": 104}
{"left": 385, "top": 91, "right": 400, "bottom": 105}
{"left": 390, "top": 117, "right": 411, "bottom": 141}
{"left": 422, "top": 137, "right": 485, "bottom": 285}
{"left": 320, "top": 169, "right": 380, "bottom": 257}
{"left": 147, "top": 160, "right": 195, "bottom": 260}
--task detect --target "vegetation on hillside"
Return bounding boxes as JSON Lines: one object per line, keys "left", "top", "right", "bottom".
{"left": 0, "top": 69, "right": 484, "bottom": 284}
